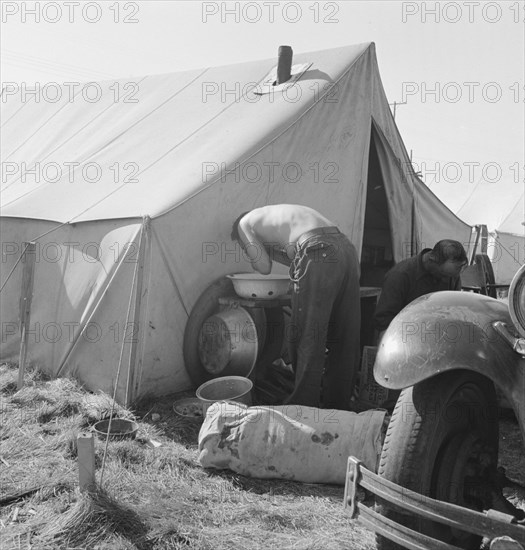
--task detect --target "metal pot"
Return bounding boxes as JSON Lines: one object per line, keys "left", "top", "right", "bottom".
{"left": 198, "top": 306, "right": 258, "bottom": 377}
{"left": 93, "top": 418, "right": 138, "bottom": 441}
{"left": 196, "top": 375, "right": 253, "bottom": 415}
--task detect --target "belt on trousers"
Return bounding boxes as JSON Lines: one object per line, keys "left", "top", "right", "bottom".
{"left": 296, "top": 226, "right": 340, "bottom": 248}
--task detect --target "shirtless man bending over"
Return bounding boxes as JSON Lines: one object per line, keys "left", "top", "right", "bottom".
{"left": 231, "top": 204, "right": 360, "bottom": 410}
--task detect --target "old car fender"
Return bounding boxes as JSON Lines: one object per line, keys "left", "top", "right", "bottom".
{"left": 374, "top": 291, "right": 525, "bottom": 426}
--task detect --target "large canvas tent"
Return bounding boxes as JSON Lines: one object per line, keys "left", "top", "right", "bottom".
{"left": 455, "top": 180, "right": 524, "bottom": 285}
{"left": 0, "top": 43, "right": 472, "bottom": 403}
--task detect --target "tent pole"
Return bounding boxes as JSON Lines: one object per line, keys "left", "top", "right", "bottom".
{"left": 17, "top": 242, "right": 36, "bottom": 389}
{"left": 470, "top": 225, "right": 481, "bottom": 264}
{"left": 125, "top": 216, "right": 150, "bottom": 406}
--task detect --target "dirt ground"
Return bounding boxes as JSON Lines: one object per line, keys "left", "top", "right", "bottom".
{"left": 499, "top": 414, "right": 525, "bottom": 512}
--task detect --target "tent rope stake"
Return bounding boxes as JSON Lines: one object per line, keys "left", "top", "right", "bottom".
{"left": 99, "top": 218, "right": 146, "bottom": 486}
{"left": 17, "top": 242, "right": 36, "bottom": 390}
{"left": 77, "top": 433, "right": 96, "bottom": 492}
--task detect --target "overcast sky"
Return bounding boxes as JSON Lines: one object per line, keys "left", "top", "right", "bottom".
{"left": 1, "top": 0, "right": 524, "bottom": 216}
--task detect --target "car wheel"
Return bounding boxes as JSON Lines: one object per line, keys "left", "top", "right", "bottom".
{"left": 183, "top": 277, "right": 285, "bottom": 387}
{"left": 376, "top": 371, "right": 499, "bottom": 550}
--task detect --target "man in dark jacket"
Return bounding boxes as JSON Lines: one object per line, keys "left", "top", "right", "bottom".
{"left": 374, "top": 239, "right": 468, "bottom": 335}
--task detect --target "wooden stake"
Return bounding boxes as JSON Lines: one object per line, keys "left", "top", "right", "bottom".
{"left": 17, "top": 242, "right": 36, "bottom": 390}
{"left": 77, "top": 433, "right": 95, "bottom": 492}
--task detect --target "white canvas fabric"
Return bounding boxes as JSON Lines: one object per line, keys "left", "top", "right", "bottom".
{"left": 0, "top": 43, "right": 473, "bottom": 402}
{"left": 455, "top": 180, "right": 524, "bottom": 284}
{"left": 198, "top": 402, "right": 387, "bottom": 484}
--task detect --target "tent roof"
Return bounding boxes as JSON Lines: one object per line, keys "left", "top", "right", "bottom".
{"left": 455, "top": 179, "right": 524, "bottom": 236}
{"left": 498, "top": 194, "right": 525, "bottom": 236}
{"left": 1, "top": 43, "right": 372, "bottom": 223}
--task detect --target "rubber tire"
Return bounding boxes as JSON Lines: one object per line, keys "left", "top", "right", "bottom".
{"left": 475, "top": 253, "right": 497, "bottom": 298}
{"left": 183, "top": 277, "right": 237, "bottom": 387}
{"left": 183, "top": 277, "right": 286, "bottom": 387}
{"left": 376, "top": 371, "right": 499, "bottom": 550}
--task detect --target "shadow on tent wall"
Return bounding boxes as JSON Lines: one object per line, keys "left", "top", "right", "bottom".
{"left": 358, "top": 128, "right": 395, "bottom": 350}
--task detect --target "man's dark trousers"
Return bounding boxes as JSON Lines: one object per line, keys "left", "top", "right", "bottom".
{"left": 284, "top": 229, "right": 360, "bottom": 410}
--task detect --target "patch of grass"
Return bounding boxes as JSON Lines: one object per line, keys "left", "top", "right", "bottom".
{"left": 35, "top": 487, "right": 151, "bottom": 549}
{"left": 0, "top": 363, "right": 376, "bottom": 550}
{"left": 2, "top": 362, "right": 524, "bottom": 549}
{"left": 499, "top": 414, "right": 525, "bottom": 514}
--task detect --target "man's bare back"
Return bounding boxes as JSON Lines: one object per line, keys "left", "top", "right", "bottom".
{"left": 237, "top": 204, "right": 336, "bottom": 274}
{"left": 230, "top": 203, "right": 360, "bottom": 408}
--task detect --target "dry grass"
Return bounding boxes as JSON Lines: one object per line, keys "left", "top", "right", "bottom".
{"left": 499, "top": 414, "right": 525, "bottom": 512}
{"left": 2, "top": 363, "right": 523, "bottom": 550}
{"left": 0, "top": 363, "right": 376, "bottom": 550}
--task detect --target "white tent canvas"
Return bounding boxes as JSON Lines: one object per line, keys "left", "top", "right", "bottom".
{"left": 455, "top": 180, "right": 524, "bottom": 284}
{"left": 0, "top": 43, "right": 472, "bottom": 403}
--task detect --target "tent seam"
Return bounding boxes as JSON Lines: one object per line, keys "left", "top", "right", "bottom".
{"left": 2, "top": 86, "right": 86, "bottom": 161}
{"left": 0, "top": 71, "right": 208, "bottom": 212}
{"left": 154, "top": 43, "right": 374, "bottom": 217}
{"left": 151, "top": 226, "right": 191, "bottom": 318}
{"left": 1, "top": 76, "right": 150, "bottom": 193}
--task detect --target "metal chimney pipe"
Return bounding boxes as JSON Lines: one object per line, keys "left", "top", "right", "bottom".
{"left": 276, "top": 45, "right": 293, "bottom": 85}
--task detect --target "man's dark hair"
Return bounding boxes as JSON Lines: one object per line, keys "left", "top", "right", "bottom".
{"left": 231, "top": 211, "right": 249, "bottom": 242}
{"left": 430, "top": 239, "right": 468, "bottom": 265}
